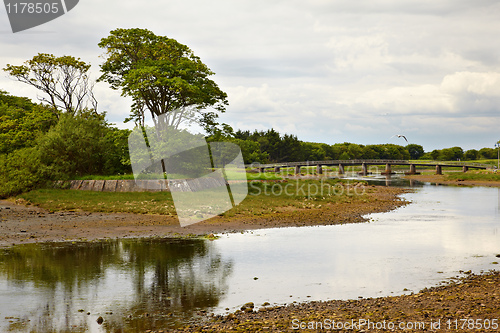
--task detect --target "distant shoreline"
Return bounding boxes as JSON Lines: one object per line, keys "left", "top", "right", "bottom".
{"left": 404, "top": 174, "right": 500, "bottom": 187}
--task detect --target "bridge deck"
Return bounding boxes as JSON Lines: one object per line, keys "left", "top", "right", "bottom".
{"left": 247, "top": 159, "right": 489, "bottom": 170}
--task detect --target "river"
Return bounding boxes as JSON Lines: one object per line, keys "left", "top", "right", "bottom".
{"left": 0, "top": 177, "right": 498, "bottom": 332}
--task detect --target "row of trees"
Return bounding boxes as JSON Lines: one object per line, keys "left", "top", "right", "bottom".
{"left": 1, "top": 88, "right": 496, "bottom": 198}
{"left": 208, "top": 128, "right": 496, "bottom": 164}
{"left": 1, "top": 28, "right": 228, "bottom": 197}
{"left": 0, "top": 28, "right": 497, "bottom": 197}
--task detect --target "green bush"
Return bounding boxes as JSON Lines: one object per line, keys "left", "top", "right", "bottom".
{"left": 0, "top": 147, "right": 54, "bottom": 197}
{"left": 37, "top": 112, "right": 131, "bottom": 177}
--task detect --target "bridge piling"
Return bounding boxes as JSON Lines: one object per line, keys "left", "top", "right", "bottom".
{"left": 274, "top": 166, "right": 280, "bottom": 173}
{"left": 338, "top": 164, "right": 344, "bottom": 175}
{"left": 436, "top": 165, "right": 442, "bottom": 175}
{"left": 295, "top": 165, "right": 301, "bottom": 175}
{"left": 381, "top": 163, "right": 392, "bottom": 175}
{"left": 316, "top": 165, "right": 323, "bottom": 175}
{"left": 463, "top": 166, "right": 468, "bottom": 172}
{"left": 361, "top": 163, "right": 367, "bottom": 176}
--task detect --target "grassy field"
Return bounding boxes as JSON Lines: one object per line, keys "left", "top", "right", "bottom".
{"left": 18, "top": 178, "right": 370, "bottom": 217}
{"left": 444, "top": 170, "right": 500, "bottom": 181}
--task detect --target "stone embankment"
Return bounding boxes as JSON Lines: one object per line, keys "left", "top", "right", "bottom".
{"left": 58, "top": 178, "right": 229, "bottom": 192}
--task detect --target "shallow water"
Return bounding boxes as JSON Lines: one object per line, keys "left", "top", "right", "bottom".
{"left": 0, "top": 181, "right": 499, "bottom": 332}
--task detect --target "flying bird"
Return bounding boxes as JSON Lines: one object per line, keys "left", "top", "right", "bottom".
{"left": 391, "top": 134, "right": 408, "bottom": 143}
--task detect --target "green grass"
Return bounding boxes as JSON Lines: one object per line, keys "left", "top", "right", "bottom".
{"left": 19, "top": 189, "right": 176, "bottom": 215}
{"left": 18, "top": 179, "right": 368, "bottom": 217}
{"left": 445, "top": 170, "right": 500, "bottom": 182}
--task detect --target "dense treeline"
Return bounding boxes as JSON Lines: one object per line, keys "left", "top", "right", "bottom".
{"left": 0, "top": 91, "right": 131, "bottom": 197}
{"left": 208, "top": 128, "right": 495, "bottom": 164}
{"left": 1, "top": 90, "right": 497, "bottom": 197}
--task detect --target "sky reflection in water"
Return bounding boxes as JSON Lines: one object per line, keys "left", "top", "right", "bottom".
{"left": 0, "top": 181, "right": 498, "bottom": 332}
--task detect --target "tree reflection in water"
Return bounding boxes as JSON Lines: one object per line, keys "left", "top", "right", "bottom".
{"left": 0, "top": 238, "right": 232, "bottom": 332}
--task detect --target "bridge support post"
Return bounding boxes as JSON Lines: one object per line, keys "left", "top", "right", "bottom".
{"left": 410, "top": 164, "right": 416, "bottom": 174}
{"left": 259, "top": 167, "right": 265, "bottom": 174}
{"left": 383, "top": 163, "right": 392, "bottom": 175}
{"left": 316, "top": 165, "right": 323, "bottom": 175}
{"left": 436, "top": 165, "right": 442, "bottom": 175}
{"left": 338, "top": 164, "right": 344, "bottom": 175}
{"left": 295, "top": 165, "right": 301, "bottom": 175}
{"left": 361, "top": 163, "right": 367, "bottom": 176}
{"left": 462, "top": 166, "right": 468, "bottom": 173}
{"left": 274, "top": 166, "right": 280, "bottom": 173}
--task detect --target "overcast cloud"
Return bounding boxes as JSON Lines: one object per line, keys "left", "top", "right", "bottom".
{"left": 1, "top": 0, "right": 499, "bottom": 151}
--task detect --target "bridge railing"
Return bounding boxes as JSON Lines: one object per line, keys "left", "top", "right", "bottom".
{"left": 431, "top": 161, "right": 492, "bottom": 168}
{"left": 245, "top": 159, "right": 491, "bottom": 169}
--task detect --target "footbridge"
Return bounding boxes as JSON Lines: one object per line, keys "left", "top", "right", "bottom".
{"left": 248, "top": 160, "right": 490, "bottom": 176}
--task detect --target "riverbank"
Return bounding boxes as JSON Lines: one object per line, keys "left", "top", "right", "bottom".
{"left": 0, "top": 184, "right": 409, "bottom": 247}
{"left": 172, "top": 270, "right": 500, "bottom": 332}
{"left": 405, "top": 173, "right": 500, "bottom": 187}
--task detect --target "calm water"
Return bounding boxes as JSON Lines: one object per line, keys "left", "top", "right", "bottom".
{"left": 0, "top": 181, "right": 499, "bottom": 332}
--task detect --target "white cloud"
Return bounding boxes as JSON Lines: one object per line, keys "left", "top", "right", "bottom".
{"left": 1, "top": 0, "right": 500, "bottom": 150}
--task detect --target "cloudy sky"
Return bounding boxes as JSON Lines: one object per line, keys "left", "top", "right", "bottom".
{"left": 1, "top": 0, "right": 499, "bottom": 151}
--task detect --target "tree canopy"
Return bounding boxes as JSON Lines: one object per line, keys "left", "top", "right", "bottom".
{"left": 98, "top": 28, "right": 228, "bottom": 129}
{"left": 3, "top": 53, "right": 97, "bottom": 118}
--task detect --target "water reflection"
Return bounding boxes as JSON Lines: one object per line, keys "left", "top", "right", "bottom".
{"left": 0, "top": 182, "right": 499, "bottom": 332}
{"left": 0, "top": 239, "right": 232, "bottom": 332}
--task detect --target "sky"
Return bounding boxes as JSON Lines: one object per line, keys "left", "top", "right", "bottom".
{"left": 1, "top": 0, "right": 499, "bottom": 152}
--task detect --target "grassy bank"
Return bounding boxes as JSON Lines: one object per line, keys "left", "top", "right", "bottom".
{"left": 445, "top": 170, "right": 500, "bottom": 182}
{"left": 17, "top": 179, "right": 371, "bottom": 217}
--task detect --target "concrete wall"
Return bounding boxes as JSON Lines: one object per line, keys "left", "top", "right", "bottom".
{"left": 56, "top": 178, "right": 229, "bottom": 192}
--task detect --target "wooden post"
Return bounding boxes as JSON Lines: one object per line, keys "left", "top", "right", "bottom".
{"left": 361, "top": 163, "right": 367, "bottom": 176}
{"left": 385, "top": 163, "right": 391, "bottom": 174}
{"left": 259, "top": 167, "right": 265, "bottom": 174}
{"left": 274, "top": 166, "right": 280, "bottom": 173}
{"left": 462, "top": 166, "right": 468, "bottom": 173}
{"left": 316, "top": 165, "right": 323, "bottom": 175}
{"left": 295, "top": 165, "right": 301, "bottom": 175}
{"left": 338, "top": 164, "right": 344, "bottom": 175}
{"left": 436, "top": 165, "right": 442, "bottom": 175}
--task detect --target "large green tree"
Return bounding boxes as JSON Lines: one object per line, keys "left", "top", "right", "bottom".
{"left": 3, "top": 54, "right": 97, "bottom": 118}
{"left": 98, "top": 28, "right": 228, "bottom": 130}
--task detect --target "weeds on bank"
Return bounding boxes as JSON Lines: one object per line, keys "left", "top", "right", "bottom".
{"left": 17, "top": 179, "right": 369, "bottom": 217}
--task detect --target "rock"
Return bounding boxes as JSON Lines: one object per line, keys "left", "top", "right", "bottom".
{"left": 240, "top": 302, "right": 255, "bottom": 313}
{"left": 96, "top": 316, "right": 104, "bottom": 325}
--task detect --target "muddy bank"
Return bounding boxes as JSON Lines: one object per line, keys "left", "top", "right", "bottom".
{"left": 405, "top": 174, "right": 500, "bottom": 187}
{"left": 171, "top": 270, "right": 500, "bottom": 332}
{"left": 0, "top": 186, "right": 409, "bottom": 247}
